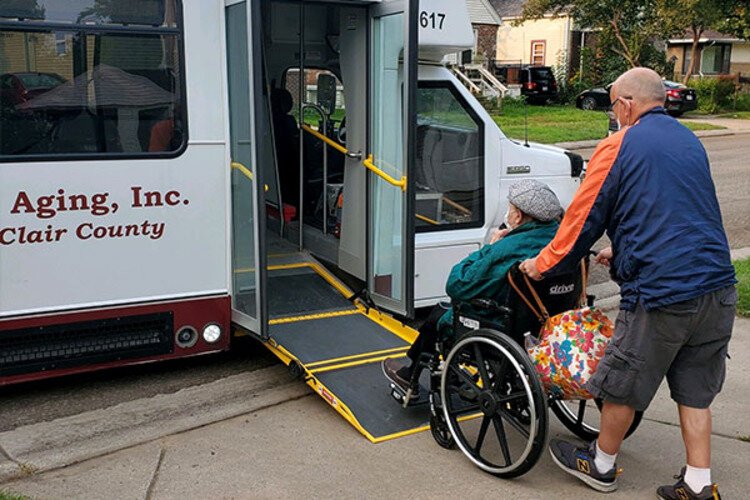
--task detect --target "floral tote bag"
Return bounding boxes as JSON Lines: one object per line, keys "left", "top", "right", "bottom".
{"left": 508, "top": 265, "right": 615, "bottom": 400}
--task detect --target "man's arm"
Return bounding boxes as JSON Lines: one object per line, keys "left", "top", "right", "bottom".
{"left": 522, "top": 134, "right": 624, "bottom": 279}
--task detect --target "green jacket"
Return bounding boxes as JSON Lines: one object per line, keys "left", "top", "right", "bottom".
{"left": 436, "top": 220, "right": 560, "bottom": 335}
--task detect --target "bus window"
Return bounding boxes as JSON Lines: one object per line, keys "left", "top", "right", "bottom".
{"left": 415, "top": 82, "right": 484, "bottom": 231}
{"left": 283, "top": 68, "right": 345, "bottom": 128}
{"left": 0, "top": 0, "right": 185, "bottom": 160}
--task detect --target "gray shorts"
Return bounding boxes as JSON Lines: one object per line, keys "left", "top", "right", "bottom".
{"left": 586, "top": 286, "right": 737, "bottom": 411}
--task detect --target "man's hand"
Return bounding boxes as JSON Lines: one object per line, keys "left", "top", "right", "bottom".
{"left": 595, "top": 246, "right": 613, "bottom": 267}
{"left": 489, "top": 228, "right": 510, "bottom": 244}
{"left": 519, "top": 257, "right": 543, "bottom": 281}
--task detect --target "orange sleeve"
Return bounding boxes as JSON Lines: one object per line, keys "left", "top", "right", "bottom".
{"left": 537, "top": 131, "right": 625, "bottom": 275}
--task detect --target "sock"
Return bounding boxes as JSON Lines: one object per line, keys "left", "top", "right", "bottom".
{"left": 684, "top": 465, "right": 711, "bottom": 493}
{"left": 594, "top": 440, "right": 617, "bottom": 473}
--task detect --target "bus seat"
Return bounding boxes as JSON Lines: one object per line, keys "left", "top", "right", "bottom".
{"left": 271, "top": 88, "right": 299, "bottom": 208}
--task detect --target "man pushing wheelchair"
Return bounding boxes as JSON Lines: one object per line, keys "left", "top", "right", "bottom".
{"left": 384, "top": 68, "right": 736, "bottom": 499}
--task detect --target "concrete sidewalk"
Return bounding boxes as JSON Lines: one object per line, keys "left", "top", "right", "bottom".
{"left": 555, "top": 116, "right": 750, "bottom": 151}
{"left": 2, "top": 316, "right": 748, "bottom": 499}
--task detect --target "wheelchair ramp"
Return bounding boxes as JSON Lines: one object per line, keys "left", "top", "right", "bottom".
{"left": 262, "top": 261, "right": 430, "bottom": 442}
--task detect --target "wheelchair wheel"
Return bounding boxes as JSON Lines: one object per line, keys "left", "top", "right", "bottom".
{"left": 430, "top": 412, "right": 456, "bottom": 450}
{"left": 550, "top": 399, "right": 644, "bottom": 442}
{"left": 441, "top": 329, "right": 548, "bottom": 478}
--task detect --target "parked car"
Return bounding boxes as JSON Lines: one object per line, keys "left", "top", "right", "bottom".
{"left": 519, "top": 66, "right": 558, "bottom": 104}
{"left": 0, "top": 72, "right": 66, "bottom": 108}
{"left": 575, "top": 80, "right": 698, "bottom": 117}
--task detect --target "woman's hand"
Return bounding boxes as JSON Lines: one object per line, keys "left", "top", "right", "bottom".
{"left": 489, "top": 228, "right": 510, "bottom": 244}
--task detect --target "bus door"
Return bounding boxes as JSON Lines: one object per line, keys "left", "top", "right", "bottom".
{"left": 366, "top": 0, "right": 418, "bottom": 317}
{"left": 226, "top": 0, "right": 268, "bottom": 338}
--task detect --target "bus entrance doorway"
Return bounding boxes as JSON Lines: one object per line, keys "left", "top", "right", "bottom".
{"left": 227, "top": 0, "right": 425, "bottom": 442}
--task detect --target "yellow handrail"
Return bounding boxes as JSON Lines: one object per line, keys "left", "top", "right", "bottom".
{"left": 415, "top": 213, "right": 439, "bottom": 225}
{"left": 363, "top": 154, "right": 407, "bottom": 192}
{"left": 231, "top": 161, "right": 268, "bottom": 192}
{"left": 302, "top": 124, "right": 349, "bottom": 155}
{"left": 301, "top": 126, "right": 407, "bottom": 192}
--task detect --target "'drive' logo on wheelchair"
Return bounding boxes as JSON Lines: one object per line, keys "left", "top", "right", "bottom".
{"left": 548, "top": 283, "right": 575, "bottom": 295}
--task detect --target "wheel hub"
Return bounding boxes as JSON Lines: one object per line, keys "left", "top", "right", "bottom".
{"left": 478, "top": 391, "right": 499, "bottom": 416}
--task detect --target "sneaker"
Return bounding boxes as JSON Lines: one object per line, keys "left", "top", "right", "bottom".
{"left": 549, "top": 439, "right": 619, "bottom": 493}
{"left": 656, "top": 468, "right": 721, "bottom": 499}
{"left": 382, "top": 357, "right": 417, "bottom": 396}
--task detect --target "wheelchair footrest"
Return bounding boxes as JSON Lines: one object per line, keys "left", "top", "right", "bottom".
{"left": 389, "top": 383, "right": 430, "bottom": 407}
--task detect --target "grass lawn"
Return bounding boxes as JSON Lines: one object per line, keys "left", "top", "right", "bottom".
{"left": 0, "top": 492, "right": 29, "bottom": 500}
{"left": 491, "top": 101, "right": 724, "bottom": 144}
{"left": 735, "top": 258, "right": 750, "bottom": 317}
{"left": 716, "top": 111, "right": 750, "bottom": 120}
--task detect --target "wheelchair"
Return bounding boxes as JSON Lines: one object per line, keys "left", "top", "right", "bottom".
{"left": 389, "top": 260, "right": 643, "bottom": 478}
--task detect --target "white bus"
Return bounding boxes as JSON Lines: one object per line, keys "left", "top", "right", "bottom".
{"left": 0, "top": 0, "right": 581, "bottom": 435}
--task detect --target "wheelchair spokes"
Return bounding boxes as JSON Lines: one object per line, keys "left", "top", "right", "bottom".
{"left": 440, "top": 330, "right": 548, "bottom": 478}
{"left": 550, "top": 398, "right": 645, "bottom": 442}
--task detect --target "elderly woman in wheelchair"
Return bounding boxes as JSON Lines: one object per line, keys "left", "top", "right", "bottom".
{"left": 382, "top": 180, "right": 642, "bottom": 478}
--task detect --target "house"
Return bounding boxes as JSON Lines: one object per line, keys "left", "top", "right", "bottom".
{"left": 488, "top": 0, "right": 592, "bottom": 78}
{"left": 667, "top": 30, "right": 750, "bottom": 81}
{"left": 445, "top": 1, "right": 502, "bottom": 65}
{"left": 466, "top": 0, "right": 503, "bottom": 63}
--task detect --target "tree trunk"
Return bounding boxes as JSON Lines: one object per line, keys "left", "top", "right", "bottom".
{"left": 610, "top": 17, "right": 638, "bottom": 67}
{"left": 683, "top": 28, "right": 703, "bottom": 85}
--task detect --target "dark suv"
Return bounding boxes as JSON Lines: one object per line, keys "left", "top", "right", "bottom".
{"left": 519, "top": 66, "right": 558, "bottom": 104}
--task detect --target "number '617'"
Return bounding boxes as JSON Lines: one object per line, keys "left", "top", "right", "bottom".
{"left": 420, "top": 11, "right": 445, "bottom": 30}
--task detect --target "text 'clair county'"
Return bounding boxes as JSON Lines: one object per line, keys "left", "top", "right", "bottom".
{"left": 0, "top": 187, "right": 189, "bottom": 246}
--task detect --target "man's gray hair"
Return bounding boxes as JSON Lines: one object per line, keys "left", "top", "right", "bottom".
{"left": 613, "top": 67, "right": 666, "bottom": 104}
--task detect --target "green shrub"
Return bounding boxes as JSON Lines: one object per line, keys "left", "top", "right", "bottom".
{"left": 735, "top": 258, "right": 750, "bottom": 317}
{"left": 733, "top": 92, "right": 750, "bottom": 112}
{"left": 689, "top": 77, "right": 737, "bottom": 114}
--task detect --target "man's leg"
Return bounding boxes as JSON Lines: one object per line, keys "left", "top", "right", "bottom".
{"left": 678, "top": 405, "right": 711, "bottom": 468}
{"left": 656, "top": 286, "right": 734, "bottom": 499}
{"left": 597, "top": 401, "right": 636, "bottom": 455}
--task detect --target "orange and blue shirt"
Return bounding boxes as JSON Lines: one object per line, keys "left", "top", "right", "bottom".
{"left": 537, "top": 107, "right": 736, "bottom": 311}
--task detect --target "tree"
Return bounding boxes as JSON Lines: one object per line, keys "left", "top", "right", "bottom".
{"left": 719, "top": 0, "right": 750, "bottom": 40}
{"left": 520, "top": 0, "right": 663, "bottom": 69}
{"left": 1, "top": 0, "right": 45, "bottom": 19}
{"left": 657, "top": 0, "right": 739, "bottom": 83}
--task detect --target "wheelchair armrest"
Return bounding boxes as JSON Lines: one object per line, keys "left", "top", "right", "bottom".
{"left": 469, "top": 298, "right": 513, "bottom": 317}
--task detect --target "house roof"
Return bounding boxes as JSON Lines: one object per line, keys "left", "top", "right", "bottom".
{"left": 669, "top": 29, "right": 745, "bottom": 44}
{"left": 488, "top": 0, "right": 526, "bottom": 18}
{"left": 466, "top": 0, "right": 502, "bottom": 26}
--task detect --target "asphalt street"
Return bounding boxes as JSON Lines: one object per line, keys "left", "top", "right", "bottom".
{"left": 0, "top": 133, "right": 747, "bottom": 436}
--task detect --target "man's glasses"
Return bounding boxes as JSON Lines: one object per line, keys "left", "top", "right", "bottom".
{"left": 608, "top": 96, "right": 633, "bottom": 112}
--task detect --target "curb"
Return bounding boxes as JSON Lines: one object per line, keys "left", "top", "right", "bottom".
{"left": 0, "top": 365, "right": 309, "bottom": 484}
{"left": 555, "top": 128, "right": 750, "bottom": 151}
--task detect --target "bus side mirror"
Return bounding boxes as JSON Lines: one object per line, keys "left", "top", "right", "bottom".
{"left": 317, "top": 73, "right": 336, "bottom": 116}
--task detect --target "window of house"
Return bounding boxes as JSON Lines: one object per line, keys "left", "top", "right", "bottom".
{"left": 683, "top": 45, "right": 695, "bottom": 75}
{"left": 530, "top": 40, "right": 546, "bottom": 66}
{"left": 700, "top": 43, "right": 731, "bottom": 75}
{"left": 0, "top": 0, "right": 186, "bottom": 160}
{"left": 54, "top": 32, "right": 68, "bottom": 56}
{"left": 415, "top": 82, "right": 484, "bottom": 232}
